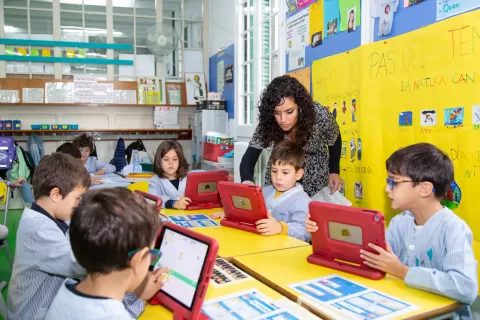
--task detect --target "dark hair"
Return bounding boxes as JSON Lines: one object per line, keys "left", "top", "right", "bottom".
{"left": 256, "top": 75, "right": 316, "bottom": 148}
{"left": 33, "top": 153, "right": 91, "bottom": 200}
{"left": 73, "top": 134, "right": 94, "bottom": 151}
{"left": 56, "top": 142, "right": 81, "bottom": 159}
{"left": 70, "top": 188, "right": 160, "bottom": 274}
{"left": 386, "top": 143, "right": 453, "bottom": 198}
{"left": 153, "top": 141, "right": 188, "bottom": 179}
{"left": 270, "top": 140, "right": 306, "bottom": 171}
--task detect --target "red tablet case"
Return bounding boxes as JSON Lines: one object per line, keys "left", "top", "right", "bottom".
{"left": 308, "top": 201, "right": 387, "bottom": 280}
{"left": 217, "top": 182, "right": 268, "bottom": 234}
{"left": 134, "top": 190, "right": 163, "bottom": 212}
{"left": 151, "top": 222, "right": 218, "bottom": 320}
{"left": 184, "top": 171, "right": 229, "bottom": 210}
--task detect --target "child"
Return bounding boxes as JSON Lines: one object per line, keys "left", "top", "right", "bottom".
{"left": 306, "top": 143, "right": 477, "bottom": 316}
{"left": 6, "top": 153, "right": 144, "bottom": 320}
{"left": 45, "top": 188, "right": 166, "bottom": 319}
{"left": 73, "top": 134, "right": 116, "bottom": 175}
{"left": 148, "top": 141, "right": 191, "bottom": 210}
{"left": 56, "top": 142, "right": 81, "bottom": 159}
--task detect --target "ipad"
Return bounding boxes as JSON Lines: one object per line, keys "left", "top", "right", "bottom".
{"left": 134, "top": 190, "right": 162, "bottom": 212}
{"left": 184, "top": 170, "right": 229, "bottom": 210}
{"left": 151, "top": 223, "right": 218, "bottom": 319}
{"left": 308, "top": 201, "right": 387, "bottom": 280}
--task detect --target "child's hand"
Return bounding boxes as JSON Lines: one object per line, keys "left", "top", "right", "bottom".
{"left": 95, "top": 168, "right": 107, "bottom": 175}
{"left": 209, "top": 211, "right": 225, "bottom": 219}
{"left": 360, "top": 243, "right": 409, "bottom": 280}
{"left": 305, "top": 212, "right": 318, "bottom": 233}
{"left": 174, "top": 197, "right": 192, "bottom": 210}
{"left": 135, "top": 267, "right": 169, "bottom": 301}
{"left": 256, "top": 211, "right": 282, "bottom": 236}
{"left": 91, "top": 177, "right": 103, "bottom": 185}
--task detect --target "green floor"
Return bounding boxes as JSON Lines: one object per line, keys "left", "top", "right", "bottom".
{"left": 0, "top": 208, "right": 22, "bottom": 320}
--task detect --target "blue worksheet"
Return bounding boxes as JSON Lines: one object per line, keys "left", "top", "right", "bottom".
{"left": 168, "top": 214, "right": 219, "bottom": 228}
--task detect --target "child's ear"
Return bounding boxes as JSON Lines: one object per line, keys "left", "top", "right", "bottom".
{"left": 130, "top": 247, "right": 150, "bottom": 271}
{"left": 295, "top": 169, "right": 305, "bottom": 181}
{"left": 419, "top": 181, "right": 435, "bottom": 198}
{"left": 49, "top": 187, "right": 63, "bottom": 203}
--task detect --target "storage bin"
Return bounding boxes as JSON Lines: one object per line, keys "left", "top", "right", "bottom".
{"left": 4, "top": 120, "right": 12, "bottom": 130}
{"left": 13, "top": 120, "right": 21, "bottom": 130}
{"left": 203, "top": 142, "right": 233, "bottom": 162}
{"left": 68, "top": 124, "right": 79, "bottom": 130}
{"left": 31, "top": 124, "right": 50, "bottom": 130}
{"left": 52, "top": 124, "right": 69, "bottom": 130}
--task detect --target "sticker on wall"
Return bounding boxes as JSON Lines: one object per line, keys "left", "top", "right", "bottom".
{"left": 399, "top": 111, "right": 413, "bottom": 126}
{"left": 420, "top": 110, "right": 437, "bottom": 126}
{"left": 332, "top": 102, "right": 338, "bottom": 120}
{"left": 440, "top": 180, "right": 461, "bottom": 210}
{"left": 342, "top": 101, "right": 347, "bottom": 125}
{"left": 341, "top": 141, "right": 348, "bottom": 158}
{"left": 357, "top": 138, "right": 362, "bottom": 160}
{"left": 351, "top": 99, "right": 357, "bottom": 123}
{"left": 354, "top": 182, "right": 363, "bottom": 199}
{"left": 350, "top": 138, "right": 356, "bottom": 162}
{"left": 225, "top": 65, "right": 233, "bottom": 83}
{"left": 444, "top": 107, "right": 464, "bottom": 127}
{"left": 472, "top": 105, "right": 480, "bottom": 125}
{"left": 340, "top": 180, "right": 346, "bottom": 196}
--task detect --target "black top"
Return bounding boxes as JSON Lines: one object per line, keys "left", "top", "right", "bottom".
{"left": 31, "top": 202, "right": 69, "bottom": 235}
{"left": 165, "top": 178, "right": 181, "bottom": 209}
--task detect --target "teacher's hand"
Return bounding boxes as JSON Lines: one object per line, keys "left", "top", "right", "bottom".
{"left": 328, "top": 174, "right": 342, "bottom": 194}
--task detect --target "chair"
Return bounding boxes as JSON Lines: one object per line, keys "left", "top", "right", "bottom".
{"left": 127, "top": 181, "right": 149, "bottom": 193}
{"left": 0, "top": 182, "right": 13, "bottom": 269}
{"left": 19, "top": 181, "right": 35, "bottom": 204}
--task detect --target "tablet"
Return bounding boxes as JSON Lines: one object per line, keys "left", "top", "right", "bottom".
{"left": 151, "top": 223, "right": 218, "bottom": 319}
{"left": 134, "top": 190, "right": 163, "bottom": 212}
{"left": 184, "top": 170, "right": 228, "bottom": 210}
{"left": 217, "top": 181, "right": 268, "bottom": 234}
{"left": 308, "top": 201, "right": 387, "bottom": 280}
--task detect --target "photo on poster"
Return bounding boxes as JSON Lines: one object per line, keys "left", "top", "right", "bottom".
{"left": 472, "top": 105, "right": 480, "bottom": 125}
{"left": 354, "top": 182, "right": 363, "bottom": 199}
{"left": 347, "top": 7, "right": 357, "bottom": 32}
{"left": 327, "top": 19, "right": 338, "bottom": 36}
{"left": 341, "top": 141, "right": 347, "bottom": 158}
{"left": 444, "top": 107, "right": 464, "bottom": 127}
{"left": 399, "top": 111, "right": 413, "bottom": 126}
{"left": 378, "top": 2, "right": 395, "bottom": 36}
{"left": 351, "top": 99, "right": 357, "bottom": 122}
{"left": 350, "top": 138, "right": 356, "bottom": 162}
{"left": 420, "top": 110, "right": 437, "bottom": 126}
{"left": 311, "top": 32, "right": 322, "bottom": 48}
{"left": 357, "top": 138, "right": 362, "bottom": 160}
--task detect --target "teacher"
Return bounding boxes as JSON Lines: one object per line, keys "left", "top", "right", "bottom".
{"left": 240, "top": 75, "right": 342, "bottom": 197}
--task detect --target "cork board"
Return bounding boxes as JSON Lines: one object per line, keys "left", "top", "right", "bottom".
{"left": 286, "top": 67, "right": 311, "bottom": 94}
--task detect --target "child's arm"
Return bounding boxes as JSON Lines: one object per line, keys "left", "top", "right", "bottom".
{"left": 283, "top": 199, "right": 311, "bottom": 242}
{"left": 123, "top": 294, "right": 145, "bottom": 318}
{"left": 403, "top": 223, "right": 478, "bottom": 304}
{"left": 94, "top": 158, "right": 116, "bottom": 174}
{"left": 148, "top": 176, "right": 172, "bottom": 208}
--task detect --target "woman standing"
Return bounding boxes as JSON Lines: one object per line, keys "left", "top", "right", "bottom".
{"left": 240, "top": 75, "right": 342, "bottom": 197}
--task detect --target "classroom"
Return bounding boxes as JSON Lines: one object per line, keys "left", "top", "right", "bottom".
{"left": 0, "top": 0, "right": 479, "bottom": 319}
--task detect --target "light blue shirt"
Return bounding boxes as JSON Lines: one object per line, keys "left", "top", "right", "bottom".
{"left": 84, "top": 156, "right": 116, "bottom": 174}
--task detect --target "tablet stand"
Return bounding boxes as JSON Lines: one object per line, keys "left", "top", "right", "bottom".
{"left": 307, "top": 254, "right": 385, "bottom": 280}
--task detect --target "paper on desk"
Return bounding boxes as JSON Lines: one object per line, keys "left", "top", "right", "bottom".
{"left": 312, "top": 186, "right": 352, "bottom": 206}
{"left": 210, "top": 258, "right": 252, "bottom": 288}
{"left": 289, "top": 275, "right": 418, "bottom": 320}
{"left": 168, "top": 214, "right": 219, "bottom": 228}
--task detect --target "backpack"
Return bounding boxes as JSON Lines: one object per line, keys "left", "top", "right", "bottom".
{"left": 27, "top": 134, "right": 44, "bottom": 166}
{"left": 16, "top": 142, "right": 35, "bottom": 180}
{"left": 110, "top": 138, "right": 127, "bottom": 172}
{"left": 9, "top": 144, "right": 31, "bottom": 182}
{"left": 125, "top": 139, "right": 146, "bottom": 164}
{"left": 0, "top": 136, "right": 16, "bottom": 170}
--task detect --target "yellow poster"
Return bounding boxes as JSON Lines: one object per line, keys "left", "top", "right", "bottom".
{"left": 309, "top": 0, "right": 324, "bottom": 44}
{"left": 312, "top": 10, "right": 480, "bottom": 239}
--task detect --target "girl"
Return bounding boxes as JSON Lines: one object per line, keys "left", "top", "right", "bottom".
{"left": 73, "top": 134, "right": 116, "bottom": 175}
{"left": 148, "top": 141, "right": 191, "bottom": 209}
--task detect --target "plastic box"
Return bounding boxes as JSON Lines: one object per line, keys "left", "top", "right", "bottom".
{"left": 68, "top": 124, "right": 79, "bottom": 130}
{"left": 203, "top": 142, "right": 233, "bottom": 162}
{"left": 52, "top": 124, "right": 69, "bottom": 130}
{"left": 31, "top": 124, "right": 50, "bottom": 130}
{"left": 4, "top": 120, "right": 12, "bottom": 130}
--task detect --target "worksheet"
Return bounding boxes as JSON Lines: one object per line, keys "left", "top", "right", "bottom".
{"left": 289, "top": 275, "right": 418, "bottom": 320}
{"left": 168, "top": 214, "right": 219, "bottom": 228}
{"left": 210, "top": 258, "right": 251, "bottom": 287}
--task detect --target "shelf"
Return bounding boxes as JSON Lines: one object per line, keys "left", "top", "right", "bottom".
{"left": 0, "top": 128, "right": 192, "bottom": 142}
{"left": 0, "top": 103, "right": 195, "bottom": 108}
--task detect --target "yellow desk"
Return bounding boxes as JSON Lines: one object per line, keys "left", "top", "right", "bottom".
{"left": 161, "top": 208, "right": 310, "bottom": 258}
{"left": 139, "top": 277, "right": 284, "bottom": 319}
{"left": 233, "top": 246, "right": 460, "bottom": 320}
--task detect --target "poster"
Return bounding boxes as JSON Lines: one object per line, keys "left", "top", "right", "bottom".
{"left": 339, "top": 0, "right": 361, "bottom": 31}
{"left": 137, "top": 77, "right": 166, "bottom": 105}
{"left": 290, "top": 275, "right": 418, "bottom": 319}
{"left": 309, "top": 1, "right": 324, "bottom": 45}
{"left": 167, "top": 214, "right": 219, "bottom": 228}
{"left": 437, "top": 0, "right": 480, "bottom": 20}
{"left": 185, "top": 72, "right": 206, "bottom": 104}
{"left": 22, "top": 88, "right": 44, "bottom": 103}
{"left": 288, "top": 49, "right": 306, "bottom": 71}
{"left": 286, "top": 0, "right": 317, "bottom": 17}
{"left": 324, "top": 0, "right": 340, "bottom": 37}
{"left": 286, "top": 7, "right": 310, "bottom": 53}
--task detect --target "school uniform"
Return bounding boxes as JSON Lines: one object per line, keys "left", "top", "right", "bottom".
{"left": 45, "top": 278, "right": 134, "bottom": 320}
{"left": 84, "top": 156, "right": 116, "bottom": 174}
{"left": 387, "top": 208, "right": 477, "bottom": 319}
{"left": 7, "top": 204, "right": 144, "bottom": 320}
{"left": 148, "top": 174, "right": 187, "bottom": 208}
{"left": 263, "top": 184, "right": 311, "bottom": 242}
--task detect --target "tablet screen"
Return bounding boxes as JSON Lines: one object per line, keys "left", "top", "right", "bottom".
{"left": 153, "top": 227, "right": 210, "bottom": 309}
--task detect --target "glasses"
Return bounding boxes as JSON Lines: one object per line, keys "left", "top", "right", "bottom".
{"left": 386, "top": 178, "right": 414, "bottom": 190}
{"left": 128, "top": 248, "right": 162, "bottom": 267}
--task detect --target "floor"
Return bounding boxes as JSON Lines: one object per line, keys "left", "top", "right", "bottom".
{"left": 1, "top": 208, "right": 480, "bottom": 320}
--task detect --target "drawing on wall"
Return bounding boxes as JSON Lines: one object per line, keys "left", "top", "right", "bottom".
{"left": 347, "top": 7, "right": 357, "bottom": 32}
{"left": 420, "top": 110, "right": 437, "bottom": 126}
{"left": 441, "top": 180, "right": 461, "bottom": 210}
{"left": 311, "top": 32, "right": 322, "bottom": 48}
{"left": 399, "top": 111, "right": 412, "bottom": 126}
{"left": 354, "top": 182, "right": 363, "bottom": 199}
{"left": 341, "top": 141, "right": 347, "bottom": 158}
{"left": 327, "top": 19, "right": 339, "bottom": 36}
{"left": 444, "top": 107, "right": 464, "bottom": 127}
{"left": 351, "top": 99, "right": 357, "bottom": 122}
{"left": 378, "top": 2, "right": 395, "bottom": 36}
{"left": 137, "top": 77, "right": 166, "bottom": 104}
{"left": 472, "top": 106, "right": 480, "bottom": 125}
{"left": 357, "top": 138, "right": 362, "bottom": 160}
{"left": 185, "top": 72, "right": 206, "bottom": 104}
{"left": 350, "top": 138, "right": 356, "bottom": 162}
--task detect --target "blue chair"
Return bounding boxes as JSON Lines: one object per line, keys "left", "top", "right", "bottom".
{"left": 20, "top": 181, "right": 35, "bottom": 204}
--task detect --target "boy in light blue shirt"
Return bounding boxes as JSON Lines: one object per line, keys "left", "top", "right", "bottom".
{"left": 307, "top": 143, "right": 477, "bottom": 319}
{"left": 73, "top": 134, "right": 116, "bottom": 174}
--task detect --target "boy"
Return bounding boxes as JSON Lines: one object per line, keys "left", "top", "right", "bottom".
{"left": 73, "top": 134, "right": 116, "bottom": 175}
{"left": 255, "top": 140, "right": 311, "bottom": 242}
{"left": 56, "top": 142, "right": 81, "bottom": 159}
{"left": 307, "top": 143, "right": 477, "bottom": 317}
{"left": 45, "top": 188, "right": 165, "bottom": 319}
{"left": 6, "top": 153, "right": 143, "bottom": 320}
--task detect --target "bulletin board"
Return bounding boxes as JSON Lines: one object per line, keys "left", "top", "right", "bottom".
{"left": 208, "top": 44, "right": 235, "bottom": 119}
{"left": 313, "top": 10, "right": 480, "bottom": 241}
{"left": 287, "top": 67, "right": 311, "bottom": 93}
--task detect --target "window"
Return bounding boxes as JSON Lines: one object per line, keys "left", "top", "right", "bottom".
{"left": 261, "top": 0, "right": 280, "bottom": 88}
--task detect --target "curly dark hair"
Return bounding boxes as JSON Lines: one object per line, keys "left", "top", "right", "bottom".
{"left": 256, "top": 75, "right": 316, "bottom": 148}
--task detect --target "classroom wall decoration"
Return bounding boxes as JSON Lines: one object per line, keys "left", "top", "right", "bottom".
{"left": 209, "top": 44, "right": 235, "bottom": 119}
{"left": 312, "top": 10, "right": 480, "bottom": 242}
{"left": 185, "top": 72, "right": 207, "bottom": 105}
{"left": 437, "top": 0, "right": 480, "bottom": 20}
{"left": 286, "top": 7, "right": 310, "bottom": 71}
